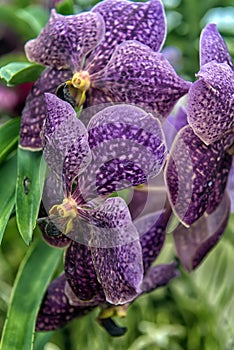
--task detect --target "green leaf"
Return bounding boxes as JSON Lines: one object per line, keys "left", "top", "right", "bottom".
{"left": 0, "top": 238, "right": 63, "bottom": 350}
{"left": 33, "top": 332, "right": 53, "bottom": 350}
{"left": 0, "top": 118, "right": 20, "bottom": 164}
{"left": 0, "top": 5, "right": 38, "bottom": 41}
{"left": 56, "top": 0, "right": 74, "bottom": 15}
{"left": 16, "top": 149, "right": 46, "bottom": 244}
{"left": 0, "top": 62, "right": 44, "bottom": 86}
{"left": 16, "top": 6, "right": 49, "bottom": 36}
{"left": 0, "top": 156, "right": 17, "bottom": 243}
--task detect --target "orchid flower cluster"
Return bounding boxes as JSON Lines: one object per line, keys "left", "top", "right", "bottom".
{"left": 19, "top": 0, "right": 234, "bottom": 335}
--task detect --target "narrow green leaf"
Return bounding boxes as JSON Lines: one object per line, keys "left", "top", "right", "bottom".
{"left": 0, "top": 118, "right": 20, "bottom": 164}
{"left": 0, "top": 238, "right": 63, "bottom": 350}
{"left": 0, "top": 156, "right": 17, "bottom": 243}
{"left": 0, "top": 62, "right": 44, "bottom": 86}
{"left": 16, "top": 149, "right": 46, "bottom": 244}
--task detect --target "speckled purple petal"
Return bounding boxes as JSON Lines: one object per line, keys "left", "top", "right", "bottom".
{"left": 91, "top": 41, "right": 191, "bottom": 117}
{"left": 135, "top": 208, "right": 171, "bottom": 272}
{"left": 86, "top": 0, "right": 166, "bottom": 74}
{"left": 140, "top": 262, "right": 179, "bottom": 293}
{"left": 20, "top": 67, "right": 71, "bottom": 150}
{"left": 187, "top": 61, "right": 234, "bottom": 145}
{"left": 87, "top": 197, "right": 140, "bottom": 247}
{"left": 91, "top": 241, "right": 143, "bottom": 305}
{"left": 173, "top": 193, "right": 230, "bottom": 271}
{"left": 36, "top": 274, "right": 93, "bottom": 331}
{"left": 25, "top": 9, "right": 105, "bottom": 71}
{"left": 87, "top": 197, "right": 143, "bottom": 304}
{"left": 76, "top": 104, "right": 166, "bottom": 202}
{"left": 165, "top": 125, "right": 230, "bottom": 226}
{"left": 206, "top": 153, "right": 232, "bottom": 214}
{"left": 200, "top": 23, "right": 233, "bottom": 67}
{"left": 42, "top": 94, "right": 91, "bottom": 194}
{"left": 65, "top": 241, "right": 104, "bottom": 301}
{"left": 85, "top": 89, "right": 115, "bottom": 109}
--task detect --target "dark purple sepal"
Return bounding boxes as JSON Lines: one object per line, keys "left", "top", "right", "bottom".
{"left": 20, "top": 67, "right": 71, "bottom": 150}
{"left": 91, "top": 241, "right": 143, "bottom": 305}
{"left": 91, "top": 41, "right": 191, "bottom": 117}
{"left": 200, "top": 23, "right": 233, "bottom": 68}
{"left": 88, "top": 197, "right": 144, "bottom": 304}
{"left": 42, "top": 94, "right": 91, "bottom": 194}
{"left": 36, "top": 274, "right": 93, "bottom": 331}
{"left": 140, "top": 262, "right": 179, "bottom": 293}
{"left": 187, "top": 62, "right": 234, "bottom": 145}
{"left": 173, "top": 193, "right": 230, "bottom": 271}
{"left": 135, "top": 208, "right": 171, "bottom": 272}
{"left": 206, "top": 153, "right": 232, "bottom": 214}
{"left": 65, "top": 241, "right": 103, "bottom": 301}
{"left": 87, "top": 0, "right": 166, "bottom": 74}
{"left": 25, "top": 9, "right": 105, "bottom": 71}
{"left": 165, "top": 125, "right": 230, "bottom": 226}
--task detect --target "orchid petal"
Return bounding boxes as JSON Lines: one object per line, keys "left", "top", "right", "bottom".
{"left": 87, "top": 0, "right": 166, "bottom": 74}
{"left": 25, "top": 9, "right": 105, "bottom": 71}
{"left": 20, "top": 67, "right": 71, "bottom": 150}
{"left": 135, "top": 209, "right": 171, "bottom": 272}
{"left": 65, "top": 241, "right": 104, "bottom": 301}
{"left": 200, "top": 23, "right": 233, "bottom": 68}
{"left": 140, "top": 262, "right": 179, "bottom": 293}
{"left": 206, "top": 153, "right": 232, "bottom": 214}
{"left": 187, "top": 61, "right": 234, "bottom": 145}
{"left": 173, "top": 193, "right": 230, "bottom": 271}
{"left": 36, "top": 274, "right": 92, "bottom": 331}
{"left": 91, "top": 41, "right": 191, "bottom": 117}
{"left": 88, "top": 197, "right": 144, "bottom": 304}
{"left": 165, "top": 126, "right": 230, "bottom": 226}
{"left": 75, "top": 104, "right": 166, "bottom": 202}
{"left": 42, "top": 94, "right": 91, "bottom": 194}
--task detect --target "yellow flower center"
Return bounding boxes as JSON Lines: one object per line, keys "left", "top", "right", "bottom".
{"left": 65, "top": 70, "right": 91, "bottom": 108}
{"left": 49, "top": 197, "right": 78, "bottom": 234}
{"left": 71, "top": 71, "right": 91, "bottom": 90}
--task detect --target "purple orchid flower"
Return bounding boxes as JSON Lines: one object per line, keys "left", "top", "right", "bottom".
{"left": 20, "top": 0, "right": 191, "bottom": 150}
{"left": 165, "top": 24, "right": 233, "bottom": 271}
{"left": 187, "top": 23, "right": 234, "bottom": 145}
{"left": 36, "top": 206, "right": 178, "bottom": 333}
{"left": 40, "top": 93, "right": 168, "bottom": 308}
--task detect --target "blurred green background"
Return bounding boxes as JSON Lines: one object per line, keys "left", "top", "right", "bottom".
{"left": 0, "top": 0, "right": 234, "bottom": 349}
